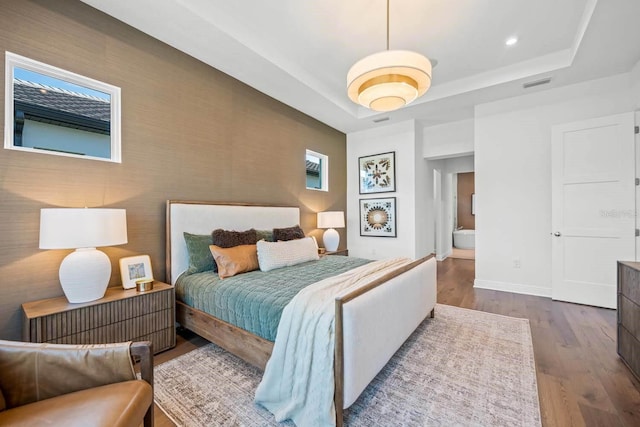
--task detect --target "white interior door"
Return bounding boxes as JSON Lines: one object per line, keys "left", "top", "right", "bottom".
{"left": 636, "top": 111, "right": 640, "bottom": 258}
{"left": 551, "top": 112, "right": 635, "bottom": 309}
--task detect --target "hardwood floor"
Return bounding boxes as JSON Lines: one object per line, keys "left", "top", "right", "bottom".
{"left": 437, "top": 258, "right": 640, "bottom": 427}
{"left": 152, "top": 257, "right": 640, "bottom": 426}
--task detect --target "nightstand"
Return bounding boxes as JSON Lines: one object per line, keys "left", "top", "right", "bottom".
{"left": 325, "top": 249, "right": 349, "bottom": 256}
{"left": 22, "top": 281, "right": 176, "bottom": 354}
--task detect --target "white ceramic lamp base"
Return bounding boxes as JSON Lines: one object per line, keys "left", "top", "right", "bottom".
{"left": 59, "top": 248, "right": 111, "bottom": 303}
{"left": 323, "top": 228, "right": 340, "bottom": 252}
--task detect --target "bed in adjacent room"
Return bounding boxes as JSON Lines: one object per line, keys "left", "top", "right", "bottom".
{"left": 166, "top": 200, "right": 437, "bottom": 426}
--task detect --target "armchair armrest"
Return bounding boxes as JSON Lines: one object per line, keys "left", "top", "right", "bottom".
{"left": 130, "top": 341, "right": 153, "bottom": 389}
{"left": 129, "top": 341, "right": 154, "bottom": 427}
{"left": 0, "top": 340, "right": 151, "bottom": 408}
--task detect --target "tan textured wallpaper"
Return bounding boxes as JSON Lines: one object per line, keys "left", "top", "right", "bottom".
{"left": 0, "top": 0, "right": 347, "bottom": 339}
{"left": 457, "top": 172, "right": 475, "bottom": 230}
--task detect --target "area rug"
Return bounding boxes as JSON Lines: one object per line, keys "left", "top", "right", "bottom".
{"left": 154, "top": 304, "right": 541, "bottom": 426}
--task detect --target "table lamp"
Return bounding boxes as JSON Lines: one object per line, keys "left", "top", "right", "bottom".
{"left": 39, "top": 208, "right": 128, "bottom": 303}
{"left": 317, "top": 211, "right": 345, "bottom": 252}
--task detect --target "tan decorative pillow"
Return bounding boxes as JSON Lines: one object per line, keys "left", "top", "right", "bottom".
{"left": 209, "top": 244, "right": 259, "bottom": 279}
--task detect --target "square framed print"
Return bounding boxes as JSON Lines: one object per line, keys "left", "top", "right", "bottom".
{"left": 359, "top": 151, "right": 396, "bottom": 194}
{"left": 360, "top": 197, "right": 397, "bottom": 237}
{"left": 119, "top": 255, "right": 153, "bottom": 289}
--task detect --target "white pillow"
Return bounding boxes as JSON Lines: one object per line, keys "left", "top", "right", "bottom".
{"left": 257, "top": 237, "right": 319, "bottom": 272}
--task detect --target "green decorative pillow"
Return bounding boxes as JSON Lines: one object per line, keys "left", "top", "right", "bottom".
{"left": 256, "top": 229, "right": 274, "bottom": 242}
{"left": 184, "top": 232, "right": 216, "bottom": 274}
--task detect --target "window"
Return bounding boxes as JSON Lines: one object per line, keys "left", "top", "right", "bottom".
{"left": 4, "top": 52, "right": 121, "bottom": 162}
{"left": 306, "top": 150, "right": 328, "bottom": 191}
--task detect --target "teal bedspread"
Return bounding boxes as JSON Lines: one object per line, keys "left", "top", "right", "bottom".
{"left": 175, "top": 256, "right": 370, "bottom": 341}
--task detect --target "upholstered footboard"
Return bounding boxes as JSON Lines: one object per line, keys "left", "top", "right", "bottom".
{"left": 167, "top": 201, "right": 438, "bottom": 427}
{"left": 334, "top": 254, "right": 437, "bottom": 425}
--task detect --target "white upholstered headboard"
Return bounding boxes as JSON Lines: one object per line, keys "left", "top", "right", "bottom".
{"left": 166, "top": 201, "right": 300, "bottom": 285}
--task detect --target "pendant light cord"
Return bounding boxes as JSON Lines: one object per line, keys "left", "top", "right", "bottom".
{"left": 386, "top": 0, "right": 390, "bottom": 51}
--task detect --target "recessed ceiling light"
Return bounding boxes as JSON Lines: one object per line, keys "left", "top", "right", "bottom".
{"left": 505, "top": 37, "right": 518, "bottom": 46}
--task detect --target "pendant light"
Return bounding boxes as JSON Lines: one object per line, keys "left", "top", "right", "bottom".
{"left": 347, "top": 0, "right": 432, "bottom": 112}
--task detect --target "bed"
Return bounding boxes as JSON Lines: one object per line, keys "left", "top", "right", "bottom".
{"left": 166, "top": 200, "right": 437, "bottom": 426}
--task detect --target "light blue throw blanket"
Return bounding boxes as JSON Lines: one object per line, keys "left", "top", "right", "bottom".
{"left": 255, "top": 258, "right": 413, "bottom": 426}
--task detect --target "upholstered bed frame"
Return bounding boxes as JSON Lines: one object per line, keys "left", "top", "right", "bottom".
{"left": 166, "top": 200, "right": 437, "bottom": 426}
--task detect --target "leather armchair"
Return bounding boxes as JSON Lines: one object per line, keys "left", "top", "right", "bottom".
{"left": 0, "top": 340, "right": 153, "bottom": 427}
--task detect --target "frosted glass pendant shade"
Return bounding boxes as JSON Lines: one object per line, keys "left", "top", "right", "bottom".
{"left": 347, "top": 50, "right": 432, "bottom": 112}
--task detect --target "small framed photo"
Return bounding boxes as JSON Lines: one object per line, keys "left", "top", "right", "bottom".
{"left": 119, "top": 255, "right": 153, "bottom": 289}
{"left": 360, "top": 197, "right": 397, "bottom": 237}
{"left": 359, "top": 151, "right": 396, "bottom": 194}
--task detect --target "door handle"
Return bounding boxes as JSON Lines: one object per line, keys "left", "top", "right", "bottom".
{"left": 553, "top": 232, "right": 561, "bottom": 237}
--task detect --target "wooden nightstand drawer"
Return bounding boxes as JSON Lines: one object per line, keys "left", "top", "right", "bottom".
{"left": 22, "top": 282, "right": 176, "bottom": 354}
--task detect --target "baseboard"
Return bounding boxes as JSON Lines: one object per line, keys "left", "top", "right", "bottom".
{"left": 436, "top": 249, "right": 452, "bottom": 261}
{"left": 473, "top": 279, "right": 552, "bottom": 298}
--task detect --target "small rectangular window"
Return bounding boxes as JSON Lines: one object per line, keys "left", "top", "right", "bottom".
{"left": 4, "top": 52, "right": 121, "bottom": 162}
{"left": 306, "top": 150, "right": 328, "bottom": 191}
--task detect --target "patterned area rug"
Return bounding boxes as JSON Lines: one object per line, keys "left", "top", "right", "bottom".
{"left": 154, "top": 304, "right": 541, "bottom": 426}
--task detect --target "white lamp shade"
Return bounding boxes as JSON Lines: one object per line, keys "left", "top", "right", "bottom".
{"left": 40, "top": 208, "right": 128, "bottom": 249}
{"left": 317, "top": 211, "right": 345, "bottom": 229}
{"left": 39, "top": 208, "right": 127, "bottom": 303}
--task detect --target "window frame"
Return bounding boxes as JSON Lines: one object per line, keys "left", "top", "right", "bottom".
{"left": 305, "top": 149, "right": 329, "bottom": 192}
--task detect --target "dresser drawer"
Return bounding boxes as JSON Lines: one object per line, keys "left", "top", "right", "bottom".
{"left": 619, "top": 262, "right": 640, "bottom": 306}
{"left": 617, "top": 261, "right": 640, "bottom": 381}
{"left": 619, "top": 295, "right": 640, "bottom": 342}
{"left": 619, "top": 325, "right": 640, "bottom": 381}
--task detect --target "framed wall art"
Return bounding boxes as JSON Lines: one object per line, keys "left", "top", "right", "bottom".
{"left": 359, "top": 151, "right": 396, "bottom": 194}
{"left": 360, "top": 197, "right": 397, "bottom": 237}
{"left": 119, "top": 255, "right": 153, "bottom": 289}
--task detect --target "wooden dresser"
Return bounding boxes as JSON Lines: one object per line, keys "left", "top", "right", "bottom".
{"left": 617, "top": 261, "right": 640, "bottom": 380}
{"left": 22, "top": 282, "right": 175, "bottom": 354}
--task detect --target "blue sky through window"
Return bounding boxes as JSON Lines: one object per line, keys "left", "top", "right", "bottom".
{"left": 15, "top": 67, "right": 111, "bottom": 101}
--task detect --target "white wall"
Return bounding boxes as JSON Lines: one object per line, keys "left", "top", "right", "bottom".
{"left": 475, "top": 73, "right": 636, "bottom": 297}
{"left": 347, "top": 120, "right": 431, "bottom": 260}
{"left": 631, "top": 59, "right": 640, "bottom": 109}
{"left": 414, "top": 124, "right": 431, "bottom": 257}
{"left": 423, "top": 118, "right": 474, "bottom": 159}
{"left": 444, "top": 155, "right": 474, "bottom": 174}
{"left": 428, "top": 159, "right": 444, "bottom": 258}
